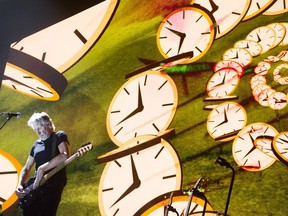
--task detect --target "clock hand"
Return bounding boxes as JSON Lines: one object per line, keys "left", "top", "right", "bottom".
{"left": 214, "top": 108, "right": 228, "bottom": 128}
{"left": 117, "top": 83, "right": 144, "bottom": 125}
{"left": 110, "top": 155, "right": 141, "bottom": 208}
{"left": 208, "top": 0, "right": 219, "bottom": 14}
{"left": 279, "top": 138, "right": 288, "bottom": 143}
{"left": 165, "top": 27, "right": 186, "bottom": 54}
{"left": 230, "top": 51, "right": 239, "bottom": 59}
{"left": 256, "top": 33, "right": 262, "bottom": 43}
{"left": 243, "top": 133, "right": 256, "bottom": 159}
{"left": 3, "top": 75, "right": 41, "bottom": 92}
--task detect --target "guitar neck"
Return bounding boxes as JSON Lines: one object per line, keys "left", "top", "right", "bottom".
{"left": 40, "top": 152, "right": 79, "bottom": 186}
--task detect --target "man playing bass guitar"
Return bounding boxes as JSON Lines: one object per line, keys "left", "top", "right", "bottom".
{"left": 15, "top": 112, "right": 70, "bottom": 216}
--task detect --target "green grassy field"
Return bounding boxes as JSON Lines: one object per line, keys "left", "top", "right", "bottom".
{"left": 1, "top": 0, "right": 288, "bottom": 215}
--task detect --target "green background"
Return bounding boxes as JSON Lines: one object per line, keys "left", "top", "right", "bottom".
{"left": 1, "top": 0, "right": 288, "bottom": 215}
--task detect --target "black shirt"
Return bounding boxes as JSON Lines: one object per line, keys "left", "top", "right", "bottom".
{"left": 30, "top": 131, "right": 69, "bottom": 185}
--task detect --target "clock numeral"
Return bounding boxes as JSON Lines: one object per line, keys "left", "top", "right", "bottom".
{"left": 144, "top": 75, "right": 148, "bottom": 86}
{"left": 124, "top": 88, "right": 130, "bottom": 95}
{"left": 162, "top": 103, "right": 173, "bottom": 106}
{"left": 74, "top": 29, "right": 87, "bottom": 44}
{"left": 152, "top": 123, "right": 160, "bottom": 133}
{"left": 0, "top": 197, "right": 6, "bottom": 203}
{"left": 114, "top": 160, "right": 121, "bottom": 168}
{"left": 163, "top": 174, "right": 176, "bottom": 179}
{"left": 158, "top": 80, "right": 168, "bottom": 90}
{"left": 232, "top": 12, "right": 241, "bottom": 16}
{"left": 111, "top": 110, "right": 120, "bottom": 114}
{"left": 165, "top": 48, "right": 172, "bottom": 55}
{"left": 102, "top": 187, "right": 113, "bottom": 192}
{"left": 155, "top": 146, "right": 164, "bottom": 159}
{"left": 114, "top": 127, "right": 123, "bottom": 137}
{"left": 42, "top": 52, "right": 47, "bottom": 61}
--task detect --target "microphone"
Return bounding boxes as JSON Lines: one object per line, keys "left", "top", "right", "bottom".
{"left": 0, "top": 112, "right": 21, "bottom": 118}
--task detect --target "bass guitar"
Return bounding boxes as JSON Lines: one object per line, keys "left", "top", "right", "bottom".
{"left": 19, "top": 142, "right": 93, "bottom": 208}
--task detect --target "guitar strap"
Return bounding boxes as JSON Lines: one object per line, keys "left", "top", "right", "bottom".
{"left": 51, "top": 133, "right": 57, "bottom": 159}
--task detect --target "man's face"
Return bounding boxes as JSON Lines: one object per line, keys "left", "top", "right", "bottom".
{"left": 33, "top": 123, "right": 51, "bottom": 140}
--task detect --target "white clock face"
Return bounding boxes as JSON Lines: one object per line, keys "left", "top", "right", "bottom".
{"left": 267, "top": 22, "right": 286, "bottom": 48}
{"left": 10, "top": 0, "right": 119, "bottom": 73}
{"left": 214, "top": 60, "right": 244, "bottom": 77}
{"left": 246, "top": 26, "right": 276, "bottom": 54}
{"left": 272, "top": 131, "right": 288, "bottom": 165}
{"left": 0, "top": 150, "right": 21, "bottom": 212}
{"left": 156, "top": 6, "right": 216, "bottom": 63}
{"left": 263, "top": 0, "right": 288, "bottom": 15}
{"left": 98, "top": 139, "right": 182, "bottom": 216}
{"left": 242, "top": 0, "right": 276, "bottom": 21}
{"left": 222, "top": 48, "right": 253, "bottom": 68}
{"left": 192, "top": 0, "right": 251, "bottom": 38}
{"left": 207, "top": 102, "right": 247, "bottom": 142}
{"left": 258, "top": 88, "right": 276, "bottom": 106}
{"left": 2, "top": 49, "right": 68, "bottom": 101}
{"left": 206, "top": 68, "right": 240, "bottom": 98}
{"left": 268, "top": 91, "right": 287, "bottom": 110}
{"left": 234, "top": 39, "right": 262, "bottom": 57}
{"left": 279, "top": 22, "right": 288, "bottom": 46}
{"left": 135, "top": 190, "right": 214, "bottom": 215}
{"left": 107, "top": 70, "right": 178, "bottom": 146}
{"left": 232, "top": 122, "right": 278, "bottom": 171}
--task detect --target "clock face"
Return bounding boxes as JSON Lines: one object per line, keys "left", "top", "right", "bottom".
{"left": 245, "top": 26, "right": 276, "bottom": 54}
{"left": 206, "top": 68, "right": 240, "bottom": 98}
{"left": 98, "top": 138, "right": 182, "bottom": 216}
{"left": 234, "top": 39, "right": 262, "bottom": 57}
{"left": 272, "top": 131, "right": 288, "bottom": 166}
{"left": 156, "top": 5, "right": 216, "bottom": 63}
{"left": 278, "top": 22, "right": 288, "bottom": 46}
{"left": 263, "top": 0, "right": 288, "bottom": 15}
{"left": 10, "top": 0, "right": 119, "bottom": 73}
{"left": 232, "top": 122, "right": 278, "bottom": 171}
{"left": 0, "top": 150, "right": 22, "bottom": 213}
{"left": 258, "top": 88, "right": 276, "bottom": 106}
{"left": 2, "top": 49, "right": 68, "bottom": 101}
{"left": 242, "top": 0, "right": 277, "bottom": 21}
{"left": 222, "top": 48, "right": 253, "bottom": 68}
{"left": 268, "top": 91, "right": 287, "bottom": 110}
{"left": 214, "top": 60, "right": 244, "bottom": 77}
{"left": 254, "top": 137, "right": 278, "bottom": 160}
{"left": 252, "top": 84, "right": 270, "bottom": 101}
{"left": 192, "top": 0, "right": 251, "bottom": 38}
{"left": 134, "top": 190, "right": 213, "bottom": 216}
{"left": 207, "top": 102, "right": 247, "bottom": 142}
{"left": 107, "top": 70, "right": 178, "bottom": 146}
{"left": 267, "top": 22, "right": 286, "bottom": 48}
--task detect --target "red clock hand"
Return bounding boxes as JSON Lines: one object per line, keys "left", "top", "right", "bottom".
{"left": 110, "top": 155, "right": 141, "bottom": 208}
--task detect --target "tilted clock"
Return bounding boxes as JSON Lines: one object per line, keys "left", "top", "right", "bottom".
{"left": 98, "top": 137, "right": 182, "bottom": 216}
{"left": 0, "top": 150, "right": 22, "bottom": 214}
{"left": 10, "top": 0, "right": 119, "bottom": 73}
{"left": 106, "top": 69, "right": 178, "bottom": 146}
{"left": 192, "top": 0, "right": 251, "bottom": 38}
{"left": 156, "top": 5, "right": 216, "bottom": 63}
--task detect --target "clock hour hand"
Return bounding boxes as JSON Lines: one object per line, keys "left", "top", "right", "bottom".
{"left": 213, "top": 72, "right": 227, "bottom": 87}
{"left": 110, "top": 155, "right": 141, "bottom": 208}
{"left": 243, "top": 133, "right": 256, "bottom": 159}
{"left": 117, "top": 83, "right": 144, "bottom": 125}
{"left": 165, "top": 27, "right": 186, "bottom": 54}
{"left": 214, "top": 108, "right": 228, "bottom": 128}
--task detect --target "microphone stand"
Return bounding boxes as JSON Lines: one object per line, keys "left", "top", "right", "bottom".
{"left": 164, "top": 192, "right": 179, "bottom": 216}
{"left": 215, "top": 156, "right": 235, "bottom": 216}
{"left": 184, "top": 177, "right": 203, "bottom": 216}
{"left": 0, "top": 115, "right": 13, "bottom": 130}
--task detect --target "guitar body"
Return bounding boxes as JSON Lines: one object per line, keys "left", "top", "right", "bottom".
{"left": 19, "top": 177, "right": 47, "bottom": 209}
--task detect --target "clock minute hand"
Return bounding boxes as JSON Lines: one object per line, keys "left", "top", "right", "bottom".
{"left": 110, "top": 155, "right": 141, "bottom": 208}
{"left": 214, "top": 108, "right": 228, "bottom": 128}
{"left": 116, "top": 83, "right": 144, "bottom": 125}
{"left": 243, "top": 133, "right": 256, "bottom": 159}
{"left": 166, "top": 27, "right": 186, "bottom": 54}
